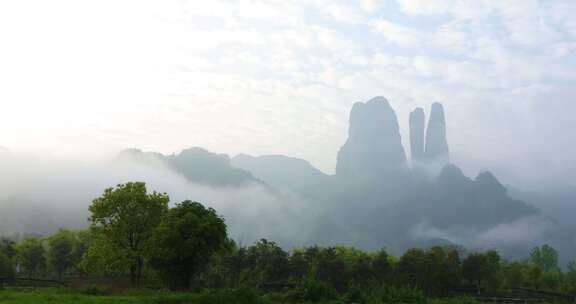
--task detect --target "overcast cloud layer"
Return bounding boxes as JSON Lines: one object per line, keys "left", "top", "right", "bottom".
{"left": 0, "top": 0, "right": 575, "bottom": 188}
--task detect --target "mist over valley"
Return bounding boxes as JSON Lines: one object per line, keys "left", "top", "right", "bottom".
{"left": 1, "top": 97, "right": 573, "bottom": 265}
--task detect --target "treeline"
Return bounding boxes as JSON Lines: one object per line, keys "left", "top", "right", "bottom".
{"left": 1, "top": 182, "right": 576, "bottom": 301}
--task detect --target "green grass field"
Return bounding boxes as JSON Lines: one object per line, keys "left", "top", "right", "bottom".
{"left": 0, "top": 287, "right": 568, "bottom": 304}
{"left": 1, "top": 287, "right": 555, "bottom": 304}
{"left": 0, "top": 287, "right": 482, "bottom": 304}
{"left": 0, "top": 288, "right": 222, "bottom": 304}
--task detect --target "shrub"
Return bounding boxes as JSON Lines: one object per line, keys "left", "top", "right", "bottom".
{"left": 197, "top": 288, "right": 265, "bottom": 304}
{"left": 155, "top": 288, "right": 268, "bottom": 304}
{"left": 0, "top": 252, "right": 15, "bottom": 281}
{"left": 286, "top": 280, "right": 338, "bottom": 303}
{"left": 344, "top": 286, "right": 366, "bottom": 304}
{"left": 429, "top": 297, "right": 479, "bottom": 304}
{"left": 79, "top": 284, "right": 112, "bottom": 296}
{"left": 371, "top": 286, "right": 427, "bottom": 304}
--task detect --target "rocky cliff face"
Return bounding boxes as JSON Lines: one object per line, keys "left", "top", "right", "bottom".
{"left": 335, "top": 96, "right": 407, "bottom": 181}
{"left": 409, "top": 107, "right": 426, "bottom": 165}
{"left": 424, "top": 102, "right": 450, "bottom": 165}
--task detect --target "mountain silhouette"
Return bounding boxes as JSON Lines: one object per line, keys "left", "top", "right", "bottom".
{"left": 114, "top": 96, "right": 565, "bottom": 258}
{"left": 231, "top": 154, "right": 329, "bottom": 193}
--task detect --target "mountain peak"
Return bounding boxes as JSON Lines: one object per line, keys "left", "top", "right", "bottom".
{"left": 336, "top": 96, "right": 407, "bottom": 181}
{"left": 424, "top": 102, "right": 449, "bottom": 165}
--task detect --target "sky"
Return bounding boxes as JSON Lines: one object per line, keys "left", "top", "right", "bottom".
{"left": 0, "top": 0, "right": 575, "bottom": 188}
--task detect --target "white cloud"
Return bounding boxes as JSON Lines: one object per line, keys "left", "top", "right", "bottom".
{"left": 323, "top": 3, "right": 364, "bottom": 24}
{"left": 411, "top": 216, "right": 557, "bottom": 249}
{"left": 0, "top": 0, "right": 575, "bottom": 186}
{"left": 371, "top": 18, "right": 424, "bottom": 47}
{"left": 359, "top": 0, "right": 383, "bottom": 13}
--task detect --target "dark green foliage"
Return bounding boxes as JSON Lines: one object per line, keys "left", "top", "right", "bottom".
{"left": 344, "top": 285, "right": 366, "bottom": 304}
{"left": 149, "top": 200, "right": 227, "bottom": 290}
{"left": 87, "top": 182, "right": 169, "bottom": 287}
{"left": 371, "top": 249, "right": 391, "bottom": 283}
{"left": 0, "top": 238, "right": 17, "bottom": 260}
{"left": 16, "top": 237, "right": 46, "bottom": 279}
{"left": 0, "top": 252, "right": 15, "bottom": 280}
{"left": 71, "top": 230, "right": 91, "bottom": 274}
{"left": 286, "top": 280, "right": 338, "bottom": 302}
{"left": 288, "top": 250, "right": 308, "bottom": 284}
{"left": 155, "top": 288, "right": 266, "bottom": 304}
{"left": 80, "top": 284, "right": 113, "bottom": 296}
{"left": 245, "top": 239, "right": 291, "bottom": 288}
{"left": 46, "top": 229, "right": 76, "bottom": 280}
{"left": 395, "top": 247, "right": 462, "bottom": 296}
{"left": 565, "top": 261, "right": 576, "bottom": 292}
{"left": 0, "top": 238, "right": 16, "bottom": 282}
{"left": 194, "top": 289, "right": 265, "bottom": 304}
{"left": 372, "top": 286, "right": 428, "bottom": 304}
{"left": 462, "top": 250, "right": 500, "bottom": 293}
{"left": 530, "top": 244, "right": 559, "bottom": 272}
{"left": 349, "top": 255, "right": 373, "bottom": 287}
{"left": 315, "top": 247, "right": 348, "bottom": 292}
{"left": 499, "top": 261, "right": 525, "bottom": 289}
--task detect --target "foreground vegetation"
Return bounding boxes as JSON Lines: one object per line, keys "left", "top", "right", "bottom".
{"left": 1, "top": 182, "right": 576, "bottom": 303}
{"left": 0, "top": 287, "right": 487, "bottom": 304}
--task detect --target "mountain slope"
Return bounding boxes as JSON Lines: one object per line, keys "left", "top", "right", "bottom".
{"left": 231, "top": 154, "right": 329, "bottom": 193}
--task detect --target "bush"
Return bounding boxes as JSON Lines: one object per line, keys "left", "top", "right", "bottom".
{"left": 429, "top": 297, "right": 479, "bottom": 304}
{"left": 79, "top": 284, "right": 112, "bottom": 296}
{"left": 286, "top": 280, "right": 338, "bottom": 303}
{"left": 0, "top": 252, "right": 15, "bottom": 281}
{"left": 196, "top": 288, "right": 266, "bottom": 304}
{"left": 155, "top": 288, "right": 268, "bottom": 304}
{"left": 344, "top": 286, "right": 366, "bottom": 304}
{"left": 371, "top": 286, "right": 427, "bottom": 304}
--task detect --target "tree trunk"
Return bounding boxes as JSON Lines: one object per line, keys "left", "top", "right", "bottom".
{"left": 136, "top": 257, "right": 143, "bottom": 288}
{"left": 130, "top": 264, "right": 136, "bottom": 287}
{"left": 476, "top": 280, "right": 481, "bottom": 295}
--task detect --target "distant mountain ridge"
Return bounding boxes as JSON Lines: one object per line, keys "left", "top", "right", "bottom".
{"left": 2, "top": 96, "right": 573, "bottom": 262}
{"left": 119, "top": 147, "right": 260, "bottom": 186}
{"left": 115, "top": 96, "right": 568, "bottom": 259}
{"left": 231, "top": 154, "right": 329, "bottom": 194}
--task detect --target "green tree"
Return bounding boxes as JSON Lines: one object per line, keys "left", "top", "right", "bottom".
{"left": 225, "top": 246, "right": 249, "bottom": 288}
{"left": 316, "top": 247, "right": 348, "bottom": 292}
{"left": 350, "top": 255, "right": 373, "bottom": 286}
{"left": 0, "top": 252, "right": 15, "bottom": 281}
{"left": 462, "top": 250, "right": 500, "bottom": 294}
{"left": 46, "top": 229, "right": 76, "bottom": 280}
{"left": 245, "top": 239, "right": 291, "bottom": 288}
{"left": 541, "top": 268, "right": 562, "bottom": 290}
{"left": 500, "top": 261, "right": 525, "bottom": 289}
{"left": 0, "top": 238, "right": 17, "bottom": 261}
{"left": 526, "top": 263, "right": 542, "bottom": 289}
{"left": 423, "top": 246, "right": 461, "bottom": 296}
{"left": 87, "top": 182, "right": 169, "bottom": 287}
{"left": 70, "top": 230, "right": 91, "bottom": 275}
{"left": 445, "top": 248, "right": 462, "bottom": 290}
{"left": 149, "top": 200, "right": 227, "bottom": 290}
{"left": 565, "top": 261, "right": 576, "bottom": 291}
{"left": 484, "top": 250, "right": 501, "bottom": 290}
{"left": 397, "top": 248, "right": 427, "bottom": 290}
{"left": 371, "top": 249, "right": 392, "bottom": 285}
{"left": 530, "top": 244, "right": 559, "bottom": 272}
{"left": 289, "top": 250, "right": 309, "bottom": 284}
{"left": 16, "top": 237, "right": 46, "bottom": 279}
